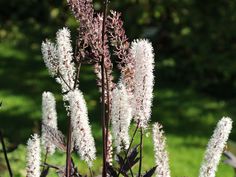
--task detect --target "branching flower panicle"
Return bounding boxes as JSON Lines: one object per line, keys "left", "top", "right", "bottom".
{"left": 26, "top": 134, "right": 41, "bottom": 177}
{"left": 67, "top": 0, "right": 94, "bottom": 60}
{"left": 41, "top": 91, "right": 58, "bottom": 155}
{"left": 68, "top": 89, "right": 96, "bottom": 166}
{"left": 92, "top": 14, "right": 114, "bottom": 104}
{"left": 152, "top": 123, "right": 171, "bottom": 177}
{"left": 131, "top": 39, "right": 154, "bottom": 128}
{"left": 107, "top": 11, "right": 134, "bottom": 94}
{"left": 199, "top": 117, "right": 233, "bottom": 177}
{"left": 111, "top": 82, "right": 132, "bottom": 153}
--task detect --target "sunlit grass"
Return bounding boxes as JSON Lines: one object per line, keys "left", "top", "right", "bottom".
{"left": 1, "top": 130, "right": 234, "bottom": 176}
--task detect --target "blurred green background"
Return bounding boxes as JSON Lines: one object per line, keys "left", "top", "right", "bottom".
{"left": 0, "top": 0, "right": 236, "bottom": 176}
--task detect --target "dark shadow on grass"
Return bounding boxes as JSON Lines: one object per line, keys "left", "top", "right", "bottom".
{"left": 152, "top": 84, "right": 236, "bottom": 140}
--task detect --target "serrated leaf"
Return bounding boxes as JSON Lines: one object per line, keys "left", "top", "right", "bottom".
{"left": 42, "top": 123, "right": 66, "bottom": 152}
{"left": 143, "top": 166, "right": 157, "bottom": 177}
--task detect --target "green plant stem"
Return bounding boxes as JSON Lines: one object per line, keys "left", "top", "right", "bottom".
{"left": 0, "top": 130, "right": 13, "bottom": 177}
{"left": 89, "top": 167, "right": 94, "bottom": 177}
{"left": 138, "top": 128, "right": 143, "bottom": 177}
{"left": 42, "top": 149, "right": 48, "bottom": 172}
{"left": 42, "top": 162, "right": 60, "bottom": 170}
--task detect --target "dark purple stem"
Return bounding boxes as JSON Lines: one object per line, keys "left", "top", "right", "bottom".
{"left": 138, "top": 128, "right": 143, "bottom": 177}
{"left": 65, "top": 117, "right": 72, "bottom": 177}
{"left": 0, "top": 130, "right": 13, "bottom": 177}
{"left": 117, "top": 123, "right": 139, "bottom": 177}
{"left": 101, "top": 0, "right": 109, "bottom": 176}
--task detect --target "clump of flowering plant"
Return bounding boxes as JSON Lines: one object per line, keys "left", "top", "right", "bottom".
{"left": 18, "top": 0, "right": 234, "bottom": 177}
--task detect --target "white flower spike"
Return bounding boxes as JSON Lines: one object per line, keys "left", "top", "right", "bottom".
{"left": 152, "top": 123, "right": 171, "bottom": 177}
{"left": 111, "top": 82, "right": 132, "bottom": 153}
{"left": 68, "top": 89, "right": 96, "bottom": 166}
{"left": 41, "top": 91, "right": 58, "bottom": 155}
{"left": 26, "top": 134, "right": 41, "bottom": 177}
{"left": 41, "top": 40, "right": 58, "bottom": 77}
{"left": 199, "top": 117, "right": 233, "bottom": 177}
{"left": 56, "top": 27, "right": 75, "bottom": 94}
{"left": 131, "top": 39, "right": 154, "bottom": 128}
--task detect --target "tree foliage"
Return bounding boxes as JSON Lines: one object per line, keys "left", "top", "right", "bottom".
{"left": 1, "top": 0, "right": 236, "bottom": 97}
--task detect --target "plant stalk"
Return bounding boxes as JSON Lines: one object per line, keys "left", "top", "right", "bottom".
{"left": 89, "top": 167, "right": 94, "bottom": 177}
{"left": 74, "top": 39, "right": 81, "bottom": 89}
{"left": 123, "top": 147, "right": 134, "bottom": 177}
{"left": 101, "top": 0, "right": 109, "bottom": 176}
{"left": 42, "top": 162, "right": 60, "bottom": 170}
{"left": 117, "top": 123, "right": 139, "bottom": 176}
{"left": 0, "top": 130, "right": 13, "bottom": 177}
{"left": 58, "top": 72, "right": 73, "bottom": 91}
{"left": 66, "top": 117, "right": 72, "bottom": 177}
{"left": 101, "top": 51, "right": 107, "bottom": 177}
{"left": 42, "top": 149, "right": 49, "bottom": 173}
{"left": 105, "top": 68, "right": 110, "bottom": 159}
{"left": 138, "top": 128, "right": 143, "bottom": 177}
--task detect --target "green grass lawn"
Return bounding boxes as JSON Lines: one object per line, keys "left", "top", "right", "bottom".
{"left": 0, "top": 39, "right": 236, "bottom": 176}
{"left": 1, "top": 129, "right": 235, "bottom": 176}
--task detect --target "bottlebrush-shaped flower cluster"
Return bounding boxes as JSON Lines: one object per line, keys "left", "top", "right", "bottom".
{"left": 25, "top": 0, "right": 233, "bottom": 177}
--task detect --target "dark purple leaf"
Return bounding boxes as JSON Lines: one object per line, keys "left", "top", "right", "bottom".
{"left": 116, "top": 154, "right": 125, "bottom": 166}
{"left": 122, "top": 157, "right": 140, "bottom": 172}
{"left": 120, "top": 144, "right": 140, "bottom": 172}
{"left": 40, "top": 166, "right": 50, "bottom": 177}
{"left": 224, "top": 151, "right": 236, "bottom": 168}
{"left": 107, "top": 163, "right": 118, "bottom": 177}
{"left": 127, "top": 144, "right": 140, "bottom": 162}
{"left": 143, "top": 166, "right": 157, "bottom": 177}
